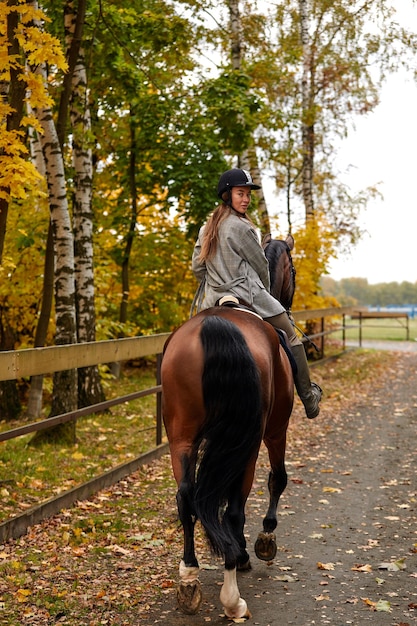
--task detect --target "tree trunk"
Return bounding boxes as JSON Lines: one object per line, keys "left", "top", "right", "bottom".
{"left": 26, "top": 224, "right": 54, "bottom": 419}
{"left": 26, "top": 0, "right": 85, "bottom": 419}
{"left": 228, "top": 0, "right": 270, "bottom": 234}
{"left": 68, "top": 1, "right": 105, "bottom": 408}
{"left": 0, "top": 3, "right": 27, "bottom": 419}
{"left": 31, "top": 60, "right": 77, "bottom": 444}
{"left": 240, "top": 147, "right": 270, "bottom": 235}
{"left": 299, "top": 0, "right": 315, "bottom": 219}
{"left": 0, "top": 314, "right": 21, "bottom": 420}
{"left": 120, "top": 107, "right": 138, "bottom": 327}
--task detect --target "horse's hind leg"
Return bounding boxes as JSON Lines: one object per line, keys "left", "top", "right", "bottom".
{"left": 219, "top": 495, "right": 252, "bottom": 620}
{"left": 255, "top": 458, "right": 287, "bottom": 562}
{"left": 176, "top": 456, "right": 202, "bottom": 615}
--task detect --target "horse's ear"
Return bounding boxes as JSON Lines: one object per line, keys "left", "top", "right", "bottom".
{"left": 285, "top": 234, "right": 294, "bottom": 251}
{"left": 262, "top": 233, "right": 272, "bottom": 249}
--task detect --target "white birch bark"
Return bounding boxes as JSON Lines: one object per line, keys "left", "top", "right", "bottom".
{"left": 65, "top": 0, "right": 105, "bottom": 406}
{"left": 27, "top": 0, "right": 78, "bottom": 425}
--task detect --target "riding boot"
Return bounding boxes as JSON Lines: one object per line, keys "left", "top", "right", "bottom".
{"left": 291, "top": 344, "right": 322, "bottom": 419}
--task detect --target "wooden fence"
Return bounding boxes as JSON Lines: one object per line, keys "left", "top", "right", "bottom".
{"left": 351, "top": 310, "right": 410, "bottom": 343}
{"left": 0, "top": 306, "right": 359, "bottom": 541}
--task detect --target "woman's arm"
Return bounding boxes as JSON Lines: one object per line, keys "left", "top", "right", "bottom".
{"left": 191, "top": 230, "right": 206, "bottom": 281}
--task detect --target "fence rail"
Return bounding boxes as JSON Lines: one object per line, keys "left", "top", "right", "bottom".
{"left": 0, "top": 306, "right": 372, "bottom": 541}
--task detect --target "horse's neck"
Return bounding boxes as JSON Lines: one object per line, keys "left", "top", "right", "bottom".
{"left": 268, "top": 243, "right": 295, "bottom": 310}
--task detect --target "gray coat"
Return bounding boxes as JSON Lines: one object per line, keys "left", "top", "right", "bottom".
{"left": 192, "top": 212, "right": 284, "bottom": 318}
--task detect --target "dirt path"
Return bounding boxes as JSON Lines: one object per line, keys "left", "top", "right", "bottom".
{"left": 141, "top": 352, "right": 417, "bottom": 626}
{"left": 1, "top": 350, "right": 416, "bottom": 625}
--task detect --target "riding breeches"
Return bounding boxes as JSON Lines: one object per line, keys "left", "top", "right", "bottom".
{"left": 264, "top": 312, "right": 302, "bottom": 348}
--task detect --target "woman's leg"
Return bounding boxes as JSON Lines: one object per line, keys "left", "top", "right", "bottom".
{"left": 264, "top": 312, "right": 322, "bottom": 419}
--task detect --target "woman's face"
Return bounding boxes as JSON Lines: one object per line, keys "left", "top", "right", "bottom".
{"left": 231, "top": 186, "right": 252, "bottom": 214}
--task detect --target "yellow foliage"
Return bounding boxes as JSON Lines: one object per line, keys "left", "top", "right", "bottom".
{"left": 23, "top": 71, "right": 55, "bottom": 109}
{"left": 291, "top": 213, "right": 340, "bottom": 311}
{"left": 0, "top": 194, "right": 54, "bottom": 349}
{"left": 17, "top": 26, "right": 67, "bottom": 71}
{"left": 0, "top": 1, "right": 66, "bottom": 201}
{"left": 0, "top": 130, "right": 44, "bottom": 201}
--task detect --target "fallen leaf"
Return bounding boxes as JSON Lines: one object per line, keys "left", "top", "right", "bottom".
{"left": 378, "top": 558, "right": 406, "bottom": 571}
{"left": 375, "top": 599, "right": 392, "bottom": 612}
{"left": 16, "top": 589, "right": 32, "bottom": 603}
{"left": 351, "top": 563, "right": 372, "bottom": 572}
{"left": 274, "top": 574, "right": 298, "bottom": 582}
{"left": 317, "top": 562, "right": 335, "bottom": 570}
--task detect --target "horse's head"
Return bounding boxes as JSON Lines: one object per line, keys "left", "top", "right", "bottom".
{"left": 264, "top": 235, "right": 296, "bottom": 311}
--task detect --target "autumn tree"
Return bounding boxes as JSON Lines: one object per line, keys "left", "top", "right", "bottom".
{"left": 0, "top": 0, "right": 66, "bottom": 421}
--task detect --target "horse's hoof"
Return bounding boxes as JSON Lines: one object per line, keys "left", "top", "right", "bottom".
{"left": 177, "top": 579, "right": 202, "bottom": 615}
{"left": 254, "top": 531, "right": 277, "bottom": 561}
{"left": 224, "top": 599, "right": 252, "bottom": 620}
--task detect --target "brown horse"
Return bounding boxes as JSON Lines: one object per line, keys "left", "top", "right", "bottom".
{"left": 161, "top": 303, "right": 294, "bottom": 618}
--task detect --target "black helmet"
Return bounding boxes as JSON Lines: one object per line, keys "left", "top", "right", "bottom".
{"left": 217, "top": 168, "right": 261, "bottom": 198}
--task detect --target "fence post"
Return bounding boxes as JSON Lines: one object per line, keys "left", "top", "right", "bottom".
{"left": 359, "top": 311, "right": 363, "bottom": 347}
{"left": 156, "top": 353, "right": 163, "bottom": 445}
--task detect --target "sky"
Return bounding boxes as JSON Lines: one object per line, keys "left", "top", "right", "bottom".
{"left": 325, "top": 2, "right": 417, "bottom": 285}
{"left": 268, "top": 2, "right": 417, "bottom": 286}
{"left": 327, "top": 68, "right": 417, "bottom": 285}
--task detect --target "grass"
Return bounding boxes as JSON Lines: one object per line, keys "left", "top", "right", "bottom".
{"left": 0, "top": 363, "right": 162, "bottom": 525}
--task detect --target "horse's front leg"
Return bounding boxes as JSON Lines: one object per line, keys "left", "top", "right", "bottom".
{"left": 176, "top": 469, "right": 202, "bottom": 615}
{"left": 255, "top": 462, "right": 287, "bottom": 562}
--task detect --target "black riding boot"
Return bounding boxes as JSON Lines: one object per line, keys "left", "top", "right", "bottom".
{"left": 291, "top": 344, "right": 322, "bottom": 419}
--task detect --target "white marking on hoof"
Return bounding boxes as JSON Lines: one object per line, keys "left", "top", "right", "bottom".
{"left": 177, "top": 560, "right": 202, "bottom": 615}
{"left": 220, "top": 568, "right": 251, "bottom": 619}
{"left": 179, "top": 559, "right": 200, "bottom": 583}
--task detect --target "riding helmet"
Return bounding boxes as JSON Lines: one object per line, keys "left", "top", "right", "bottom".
{"left": 217, "top": 168, "right": 261, "bottom": 198}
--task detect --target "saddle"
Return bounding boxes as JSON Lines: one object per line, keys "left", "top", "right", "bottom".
{"left": 216, "top": 296, "right": 297, "bottom": 377}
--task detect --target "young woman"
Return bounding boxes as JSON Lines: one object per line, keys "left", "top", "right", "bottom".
{"left": 192, "top": 167, "right": 322, "bottom": 419}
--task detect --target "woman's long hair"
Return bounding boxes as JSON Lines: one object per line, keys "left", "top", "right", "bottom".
{"left": 198, "top": 195, "right": 256, "bottom": 262}
{"left": 198, "top": 203, "right": 230, "bottom": 262}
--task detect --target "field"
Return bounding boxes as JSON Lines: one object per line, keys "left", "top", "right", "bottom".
{"left": 333, "top": 314, "right": 417, "bottom": 342}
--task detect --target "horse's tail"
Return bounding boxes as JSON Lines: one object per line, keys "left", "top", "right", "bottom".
{"left": 194, "top": 315, "right": 263, "bottom": 559}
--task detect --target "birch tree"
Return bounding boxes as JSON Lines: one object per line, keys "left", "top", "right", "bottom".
{"left": 293, "top": 0, "right": 417, "bottom": 232}
{"left": 28, "top": 1, "right": 77, "bottom": 442}
{"left": 67, "top": 0, "right": 105, "bottom": 407}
